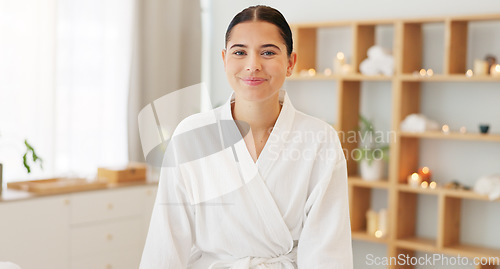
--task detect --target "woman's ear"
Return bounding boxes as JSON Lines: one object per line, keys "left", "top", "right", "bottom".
{"left": 286, "top": 52, "right": 297, "bottom": 77}
{"left": 221, "top": 49, "right": 227, "bottom": 69}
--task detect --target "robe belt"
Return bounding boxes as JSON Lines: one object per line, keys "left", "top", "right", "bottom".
{"left": 208, "top": 245, "right": 297, "bottom": 269}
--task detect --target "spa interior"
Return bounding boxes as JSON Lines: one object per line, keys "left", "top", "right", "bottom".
{"left": 1, "top": 0, "right": 500, "bottom": 268}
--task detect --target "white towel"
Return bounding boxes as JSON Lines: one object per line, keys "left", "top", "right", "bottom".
{"left": 474, "top": 175, "right": 500, "bottom": 200}
{"left": 0, "top": 262, "right": 22, "bottom": 269}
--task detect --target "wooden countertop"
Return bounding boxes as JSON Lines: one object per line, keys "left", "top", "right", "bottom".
{"left": 0, "top": 181, "right": 158, "bottom": 203}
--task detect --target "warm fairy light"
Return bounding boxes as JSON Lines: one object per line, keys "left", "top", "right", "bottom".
{"left": 429, "top": 181, "right": 437, "bottom": 189}
{"left": 308, "top": 68, "right": 316, "bottom": 76}
{"left": 408, "top": 172, "right": 422, "bottom": 188}
{"left": 442, "top": 124, "right": 450, "bottom": 134}
{"left": 460, "top": 126, "right": 467, "bottom": 134}
{"left": 422, "top": 167, "right": 429, "bottom": 174}
{"left": 426, "top": 69, "right": 434, "bottom": 76}
{"left": 421, "top": 181, "right": 429, "bottom": 188}
{"left": 419, "top": 69, "right": 426, "bottom": 76}
{"left": 337, "top": 52, "right": 345, "bottom": 60}
{"left": 466, "top": 69, "right": 473, "bottom": 77}
{"left": 375, "top": 230, "right": 383, "bottom": 238}
{"left": 492, "top": 65, "right": 500, "bottom": 77}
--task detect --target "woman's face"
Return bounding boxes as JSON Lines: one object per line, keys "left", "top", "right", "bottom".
{"left": 222, "top": 21, "right": 296, "bottom": 103}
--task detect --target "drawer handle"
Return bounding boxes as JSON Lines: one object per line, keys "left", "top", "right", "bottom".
{"left": 107, "top": 203, "right": 114, "bottom": 210}
{"left": 107, "top": 234, "right": 113, "bottom": 241}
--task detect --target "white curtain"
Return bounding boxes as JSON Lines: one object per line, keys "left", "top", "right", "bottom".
{"left": 127, "top": 0, "right": 202, "bottom": 163}
{"left": 0, "top": 0, "right": 134, "bottom": 181}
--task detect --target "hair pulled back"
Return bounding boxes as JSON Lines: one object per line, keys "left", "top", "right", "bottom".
{"left": 225, "top": 5, "right": 293, "bottom": 57}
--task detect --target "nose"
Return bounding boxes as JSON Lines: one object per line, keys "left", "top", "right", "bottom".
{"left": 246, "top": 53, "right": 261, "bottom": 72}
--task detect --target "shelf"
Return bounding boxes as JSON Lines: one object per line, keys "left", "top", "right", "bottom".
{"left": 396, "top": 237, "right": 438, "bottom": 252}
{"left": 397, "top": 184, "right": 440, "bottom": 195}
{"left": 400, "top": 74, "right": 500, "bottom": 82}
{"left": 351, "top": 230, "right": 389, "bottom": 244}
{"left": 289, "top": 73, "right": 500, "bottom": 82}
{"left": 442, "top": 244, "right": 500, "bottom": 260}
{"left": 400, "top": 131, "right": 500, "bottom": 142}
{"left": 288, "top": 73, "right": 392, "bottom": 81}
{"left": 398, "top": 184, "right": 499, "bottom": 201}
{"left": 349, "top": 177, "right": 390, "bottom": 189}
{"left": 441, "top": 188, "right": 499, "bottom": 201}
{"left": 292, "top": 13, "right": 500, "bottom": 268}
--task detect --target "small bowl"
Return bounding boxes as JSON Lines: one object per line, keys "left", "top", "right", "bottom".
{"left": 479, "top": 124, "right": 490, "bottom": 134}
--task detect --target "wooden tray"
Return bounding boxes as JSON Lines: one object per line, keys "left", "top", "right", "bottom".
{"left": 7, "top": 178, "right": 108, "bottom": 195}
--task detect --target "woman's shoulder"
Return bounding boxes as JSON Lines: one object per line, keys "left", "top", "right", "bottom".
{"left": 292, "top": 110, "right": 338, "bottom": 134}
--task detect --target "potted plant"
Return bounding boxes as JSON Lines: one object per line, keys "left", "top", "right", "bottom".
{"left": 0, "top": 134, "right": 43, "bottom": 194}
{"left": 355, "top": 116, "right": 389, "bottom": 181}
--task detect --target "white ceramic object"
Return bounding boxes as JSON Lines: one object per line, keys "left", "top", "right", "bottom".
{"left": 360, "top": 159, "right": 385, "bottom": 181}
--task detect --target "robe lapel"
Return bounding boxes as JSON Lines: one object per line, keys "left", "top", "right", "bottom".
{"left": 219, "top": 89, "right": 296, "bottom": 254}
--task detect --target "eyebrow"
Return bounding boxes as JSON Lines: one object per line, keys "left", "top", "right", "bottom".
{"left": 229, "top": 43, "right": 281, "bottom": 51}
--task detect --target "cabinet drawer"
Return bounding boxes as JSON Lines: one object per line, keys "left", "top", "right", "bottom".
{"left": 70, "top": 249, "right": 142, "bottom": 269}
{"left": 70, "top": 218, "right": 144, "bottom": 258}
{"left": 70, "top": 187, "right": 144, "bottom": 224}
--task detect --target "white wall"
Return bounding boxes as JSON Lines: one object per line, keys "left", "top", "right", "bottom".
{"left": 206, "top": 1, "right": 500, "bottom": 267}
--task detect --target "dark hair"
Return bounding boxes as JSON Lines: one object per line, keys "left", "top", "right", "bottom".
{"left": 225, "top": 5, "right": 293, "bottom": 57}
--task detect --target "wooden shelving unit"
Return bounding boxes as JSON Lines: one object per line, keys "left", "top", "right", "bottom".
{"left": 289, "top": 14, "right": 500, "bottom": 268}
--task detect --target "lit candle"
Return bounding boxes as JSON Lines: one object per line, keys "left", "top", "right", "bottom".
{"left": 429, "top": 181, "right": 437, "bottom": 189}
{"left": 334, "top": 52, "right": 345, "bottom": 74}
{"left": 341, "top": 64, "right": 352, "bottom": 75}
{"left": 491, "top": 64, "right": 500, "bottom": 77}
{"left": 378, "top": 209, "right": 388, "bottom": 238}
{"left": 442, "top": 124, "right": 450, "bottom": 134}
{"left": 324, "top": 68, "right": 332, "bottom": 76}
{"left": 426, "top": 69, "right": 434, "bottom": 76}
{"left": 421, "top": 181, "right": 429, "bottom": 188}
{"left": 418, "top": 166, "right": 432, "bottom": 183}
{"left": 474, "top": 59, "right": 489, "bottom": 75}
{"left": 308, "top": 68, "right": 316, "bottom": 76}
{"left": 419, "top": 69, "right": 426, "bottom": 76}
{"left": 466, "top": 69, "right": 473, "bottom": 77}
{"left": 408, "top": 173, "right": 422, "bottom": 188}
{"left": 366, "top": 210, "right": 379, "bottom": 236}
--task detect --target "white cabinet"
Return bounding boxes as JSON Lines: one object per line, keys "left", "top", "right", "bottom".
{"left": 0, "top": 195, "right": 70, "bottom": 269}
{"left": 0, "top": 184, "right": 157, "bottom": 269}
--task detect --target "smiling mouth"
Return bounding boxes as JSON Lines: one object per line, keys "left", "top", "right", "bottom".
{"left": 241, "top": 77, "right": 267, "bottom": 86}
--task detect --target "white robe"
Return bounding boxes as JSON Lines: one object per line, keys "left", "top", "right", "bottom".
{"left": 140, "top": 90, "right": 353, "bottom": 269}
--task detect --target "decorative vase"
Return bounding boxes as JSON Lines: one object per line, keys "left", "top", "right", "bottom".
{"left": 360, "top": 159, "right": 385, "bottom": 181}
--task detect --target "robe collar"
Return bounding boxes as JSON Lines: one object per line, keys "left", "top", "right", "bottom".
{"left": 220, "top": 89, "right": 296, "bottom": 178}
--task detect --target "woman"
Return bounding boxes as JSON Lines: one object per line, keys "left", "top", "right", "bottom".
{"left": 140, "top": 5, "right": 353, "bottom": 268}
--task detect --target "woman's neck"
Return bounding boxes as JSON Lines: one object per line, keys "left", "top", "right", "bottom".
{"left": 232, "top": 93, "right": 281, "bottom": 133}
{"left": 231, "top": 92, "right": 282, "bottom": 162}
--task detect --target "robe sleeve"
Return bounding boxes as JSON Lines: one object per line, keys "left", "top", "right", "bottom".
{"left": 297, "top": 141, "right": 353, "bottom": 268}
{"left": 139, "top": 163, "right": 196, "bottom": 269}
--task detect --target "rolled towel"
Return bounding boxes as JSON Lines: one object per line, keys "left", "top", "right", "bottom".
{"left": 359, "top": 59, "right": 379, "bottom": 76}
{"left": 378, "top": 55, "right": 394, "bottom": 76}
{"left": 367, "top": 45, "right": 386, "bottom": 59}
{"left": 0, "top": 262, "right": 22, "bottom": 269}
{"left": 474, "top": 175, "right": 500, "bottom": 200}
{"left": 400, "top": 114, "right": 439, "bottom": 132}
